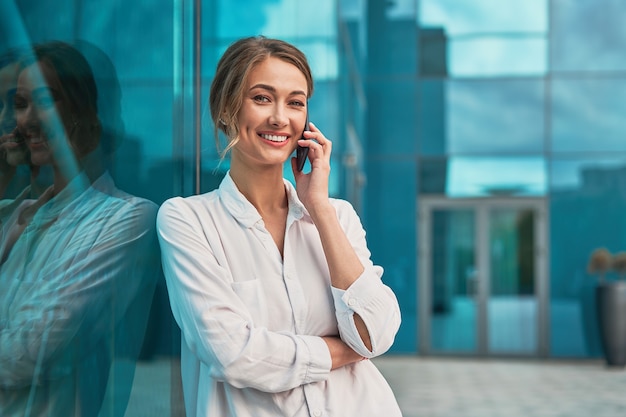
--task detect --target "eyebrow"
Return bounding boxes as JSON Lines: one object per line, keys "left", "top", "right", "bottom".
{"left": 15, "top": 86, "right": 59, "bottom": 97}
{"left": 249, "top": 83, "right": 307, "bottom": 97}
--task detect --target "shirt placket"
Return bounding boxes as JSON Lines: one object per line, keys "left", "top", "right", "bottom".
{"left": 283, "top": 213, "right": 328, "bottom": 417}
{"left": 252, "top": 220, "right": 283, "bottom": 266}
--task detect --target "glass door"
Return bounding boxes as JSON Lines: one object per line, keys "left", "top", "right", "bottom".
{"left": 418, "top": 198, "right": 548, "bottom": 357}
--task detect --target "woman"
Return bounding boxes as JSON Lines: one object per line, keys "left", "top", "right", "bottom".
{"left": 0, "top": 41, "right": 158, "bottom": 417}
{"left": 157, "top": 36, "right": 402, "bottom": 417}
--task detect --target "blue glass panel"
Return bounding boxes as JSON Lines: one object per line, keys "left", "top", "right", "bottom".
{"left": 366, "top": 80, "right": 418, "bottom": 155}
{"left": 419, "top": 0, "right": 547, "bottom": 77}
{"left": 419, "top": 80, "right": 446, "bottom": 155}
{"left": 444, "top": 80, "right": 545, "bottom": 154}
{"left": 420, "top": 0, "right": 548, "bottom": 35}
{"left": 1, "top": 1, "right": 184, "bottom": 415}
{"left": 552, "top": 78, "right": 626, "bottom": 153}
{"left": 449, "top": 37, "right": 547, "bottom": 77}
{"left": 217, "top": 0, "right": 336, "bottom": 39}
{"left": 430, "top": 209, "right": 478, "bottom": 354}
{"left": 365, "top": 158, "right": 418, "bottom": 353}
{"left": 445, "top": 156, "right": 547, "bottom": 197}
{"left": 552, "top": 0, "right": 626, "bottom": 72}
{"left": 549, "top": 158, "right": 626, "bottom": 357}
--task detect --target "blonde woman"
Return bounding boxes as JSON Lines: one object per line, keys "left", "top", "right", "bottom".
{"left": 157, "top": 36, "right": 402, "bottom": 417}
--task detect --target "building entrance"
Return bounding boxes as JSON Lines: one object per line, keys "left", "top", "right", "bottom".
{"left": 418, "top": 197, "right": 549, "bottom": 357}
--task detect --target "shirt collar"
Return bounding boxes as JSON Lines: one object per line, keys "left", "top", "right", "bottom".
{"left": 30, "top": 172, "right": 92, "bottom": 221}
{"left": 219, "top": 171, "right": 309, "bottom": 228}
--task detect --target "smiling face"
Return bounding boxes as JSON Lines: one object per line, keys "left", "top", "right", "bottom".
{"left": 14, "top": 62, "right": 75, "bottom": 167}
{"left": 231, "top": 56, "right": 308, "bottom": 170}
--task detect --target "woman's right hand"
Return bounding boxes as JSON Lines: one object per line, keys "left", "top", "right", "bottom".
{"left": 322, "top": 336, "right": 365, "bottom": 370}
{"left": 291, "top": 122, "right": 333, "bottom": 217}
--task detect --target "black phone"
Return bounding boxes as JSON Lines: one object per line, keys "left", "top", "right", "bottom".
{"left": 295, "top": 112, "right": 310, "bottom": 172}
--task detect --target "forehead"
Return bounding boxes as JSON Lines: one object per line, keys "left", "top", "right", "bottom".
{"left": 247, "top": 57, "right": 308, "bottom": 93}
{"left": 17, "top": 61, "right": 60, "bottom": 92}
{"left": 0, "top": 63, "right": 19, "bottom": 89}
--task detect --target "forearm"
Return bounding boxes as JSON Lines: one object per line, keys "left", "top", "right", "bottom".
{"left": 322, "top": 336, "right": 364, "bottom": 370}
{"left": 309, "top": 203, "right": 363, "bottom": 289}
{"left": 308, "top": 202, "right": 372, "bottom": 351}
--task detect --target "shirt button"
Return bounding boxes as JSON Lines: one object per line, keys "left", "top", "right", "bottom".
{"left": 348, "top": 298, "right": 357, "bottom": 307}
{"left": 313, "top": 410, "right": 322, "bottom": 417}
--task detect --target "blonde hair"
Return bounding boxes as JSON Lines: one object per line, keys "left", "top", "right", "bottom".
{"left": 209, "top": 36, "right": 313, "bottom": 159}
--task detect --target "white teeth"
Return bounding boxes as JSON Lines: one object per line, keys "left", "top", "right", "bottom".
{"left": 261, "top": 134, "right": 287, "bottom": 142}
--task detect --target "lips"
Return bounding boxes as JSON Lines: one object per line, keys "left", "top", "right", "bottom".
{"left": 260, "top": 133, "right": 288, "bottom": 143}
{"left": 0, "top": 131, "right": 25, "bottom": 147}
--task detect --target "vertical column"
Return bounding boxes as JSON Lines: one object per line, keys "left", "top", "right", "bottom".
{"left": 364, "top": 0, "right": 419, "bottom": 353}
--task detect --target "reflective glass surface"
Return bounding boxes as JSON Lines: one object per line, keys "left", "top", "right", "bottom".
{"left": 445, "top": 80, "right": 545, "bottom": 154}
{"left": 430, "top": 208, "right": 478, "bottom": 354}
{"left": 443, "top": 156, "right": 547, "bottom": 197}
{"left": 449, "top": 37, "right": 547, "bottom": 77}
{"left": 551, "top": 78, "right": 626, "bottom": 153}
{"left": 488, "top": 208, "right": 537, "bottom": 354}
{"left": 420, "top": 0, "right": 548, "bottom": 77}
{"left": 420, "top": 0, "right": 548, "bottom": 35}
{"left": 552, "top": 0, "right": 626, "bottom": 72}
{"left": 2, "top": 2, "right": 626, "bottom": 413}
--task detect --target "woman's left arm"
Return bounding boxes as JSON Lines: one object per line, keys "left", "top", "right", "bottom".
{"left": 293, "top": 123, "right": 401, "bottom": 358}
{"left": 314, "top": 200, "right": 401, "bottom": 358}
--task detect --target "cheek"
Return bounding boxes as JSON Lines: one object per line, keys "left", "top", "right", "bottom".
{"left": 15, "top": 110, "right": 28, "bottom": 128}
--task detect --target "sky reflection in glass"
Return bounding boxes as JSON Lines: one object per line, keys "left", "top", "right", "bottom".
{"left": 420, "top": 0, "right": 548, "bottom": 77}
{"left": 446, "top": 156, "right": 547, "bottom": 197}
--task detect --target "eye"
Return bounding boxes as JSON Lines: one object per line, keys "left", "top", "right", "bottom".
{"left": 13, "top": 95, "right": 27, "bottom": 110}
{"left": 253, "top": 95, "right": 270, "bottom": 103}
{"left": 34, "top": 94, "right": 56, "bottom": 109}
{"left": 289, "top": 99, "right": 305, "bottom": 107}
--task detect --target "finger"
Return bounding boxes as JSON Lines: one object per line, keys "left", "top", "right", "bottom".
{"left": 303, "top": 131, "right": 331, "bottom": 150}
{"left": 308, "top": 121, "right": 319, "bottom": 132}
{"left": 304, "top": 122, "right": 325, "bottom": 143}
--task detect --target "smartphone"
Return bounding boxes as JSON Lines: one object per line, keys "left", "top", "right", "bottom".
{"left": 295, "top": 112, "right": 310, "bottom": 172}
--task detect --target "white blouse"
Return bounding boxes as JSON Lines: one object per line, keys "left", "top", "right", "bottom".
{"left": 157, "top": 172, "right": 402, "bottom": 417}
{"left": 0, "top": 173, "right": 159, "bottom": 417}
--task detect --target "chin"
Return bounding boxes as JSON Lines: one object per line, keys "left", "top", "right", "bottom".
{"left": 29, "top": 153, "right": 52, "bottom": 167}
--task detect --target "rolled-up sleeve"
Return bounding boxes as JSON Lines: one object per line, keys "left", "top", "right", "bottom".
{"left": 330, "top": 201, "right": 401, "bottom": 358}
{"left": 331, "top": 272, "right": 401, "bottom": 358}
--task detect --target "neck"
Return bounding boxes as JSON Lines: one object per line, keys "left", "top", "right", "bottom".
{"left": 229, "top": 159, "right": 287, "bottom": 215}
{"left": 51, "top": 165, "right": 79, "bottom": 195}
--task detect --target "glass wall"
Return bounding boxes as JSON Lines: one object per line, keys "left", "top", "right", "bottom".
{"left": 0, "top": 0, "right": 348, "bottom": 415}
{"left": 409, "top": 0, "right": 626, "bottom": 358}
{"left": 2, "top": 0, "right": 626, "bottom": 414}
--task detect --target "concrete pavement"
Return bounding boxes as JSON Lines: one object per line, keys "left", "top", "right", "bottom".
{"left": 124, "top": 355, "right": 626, "bottom": 416}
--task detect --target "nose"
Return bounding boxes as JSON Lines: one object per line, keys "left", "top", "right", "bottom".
{"left": 268, "top": 105, "right": 288, "bottom": 127}
{"left": 16, "top": 103, "right": 38, "bottom": 131}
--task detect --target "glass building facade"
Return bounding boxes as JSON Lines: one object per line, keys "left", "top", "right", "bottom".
{"left": 2, "top": 0, "right": 626, "bottom": 414}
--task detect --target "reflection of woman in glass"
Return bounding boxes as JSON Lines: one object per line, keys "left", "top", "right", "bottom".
{"left": 0, "top": 48, "right": 30, "bottom": 199}
{"left": 0, "top": 41, "right": 158, "bottom": 417}
{"left": 158, "top": 36, "right": 402, "bottom": 417}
